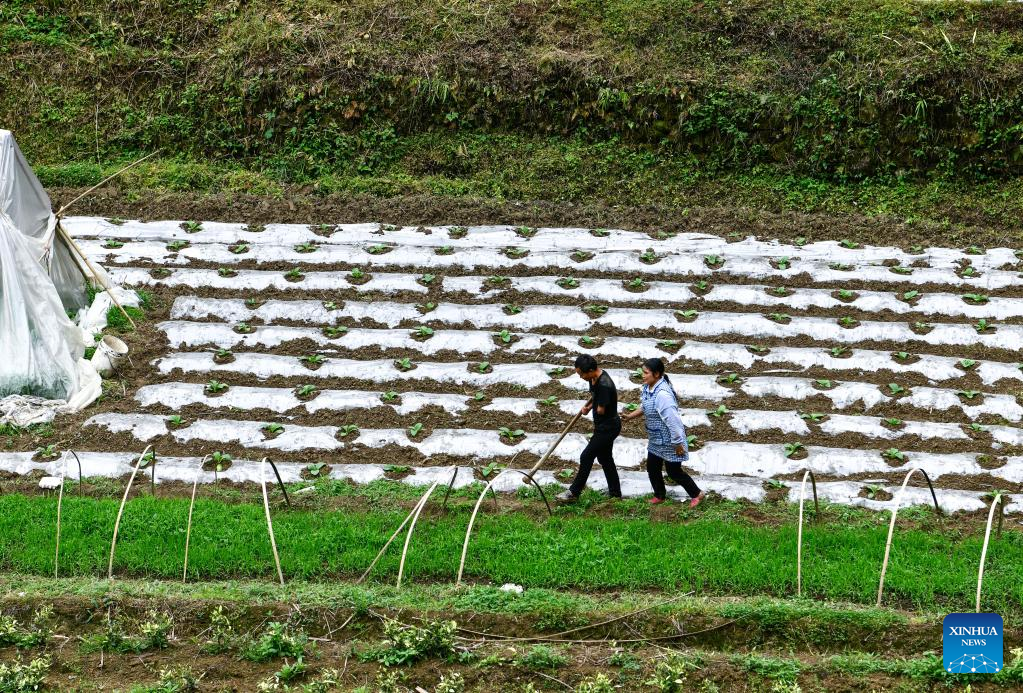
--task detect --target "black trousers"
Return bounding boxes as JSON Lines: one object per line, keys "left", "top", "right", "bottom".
{"left": 647, "top": 452, "right": 701, "bottom": 499}
{"left": 569, "top": 425, "right": 622, "bottom": 497}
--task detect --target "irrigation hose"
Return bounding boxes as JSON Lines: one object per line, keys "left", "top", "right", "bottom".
{"left": 260, "top": 457, "right": 285, "bottom": 586}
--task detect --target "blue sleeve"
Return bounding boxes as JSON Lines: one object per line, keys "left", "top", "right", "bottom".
{"left": 654, "top": 390, "right": 686, "bottom": 445}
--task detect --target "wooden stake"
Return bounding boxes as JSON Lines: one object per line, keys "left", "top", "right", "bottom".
{"left": 261, "top": 457, "right": 285, "bottom": 586}
{"left": 521, "top": 397, "right": 591, "bottom": 484}
{"left": 56, "top": 221, "right": 137, "bottom": 329}
{"left": 108, "top": 445, "right": 153, "bottom": 579}
{"left": 54, "top": 150, "right": 162, "bottom": 218}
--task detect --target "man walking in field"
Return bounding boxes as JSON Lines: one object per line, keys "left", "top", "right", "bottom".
{"left": 557, "top": 355, "right": 623, "bottom": 501}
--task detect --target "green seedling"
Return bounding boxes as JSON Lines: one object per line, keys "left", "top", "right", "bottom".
{"left": 211, "top": 451, "right": 231, "bottom": 471}
{"left": 901, "top": 290, "right": 920, "bottom": 301}
{"left": 506, "top": 247, "right": 528, "bottom": 257}
{"left": 913, "top": 321, "right": 932, "bottom": 332}
{"left": 839, "top": 239, "right": 858, "bottom": 249}
{"left": 498, "top": 427, "right": 525, "bottom": 441}
{"left": 556, "top": 468, "right": 574, "bottom": 480}
{"left": 676, "top": 309, "right": 699, "bottom": 320}
{"left": 814, "top": 379, "right": 833, "bottom": 389}
{"left": 830, "top": 346, "right": 849, "bottom": 357}
{"left": 448, "top": 226, "right": 468, "bottom": 238}
{"left": 473, "top": 391, "right": 486, "bottom": 401}
{"left": 718, "top": 372, "right": 741, "bottom": 384}
{"left": 336, "top": 424, "right": 359, "bottom": 437}
{"left": 166, "top": 240, "right": 188, "bottom": 251}
{"left": 630, "top": 367, "right": 643, "bottom": 380}
{"left": 245, "top": 297, "right": 260, "bottom": 308}
{"left": 783, "top": 442, "right": 805, "bottom": 458}
{"left": 799, "top": 412, "right": 826, "bottom": 423}
{"left": 104, "top": 239, "right": 124, "bottom": 249}
{"left": 746, "top": 344, "right": 769, "bottom": 354}
{"left": 865, "top": 484, "right": 885, "bottom": 500}
{"left": 229, "top": 243, "right": 249, "bottom": 254}
{"left": 217, "top": 267, "right": 235, "bottom": 277}
{"left": 214, "top": 348, "right": 232, "bottom": 360}
{"left": 910, "top": 244, "right": 924, "bottom": 253}
{"left": 476, "top": 361, "right": 491, "bottom": 374}
{"left": 262, "top": 423, "right": 284, "bottom": 435}
{"left": 413, "top": 326, "right": 435, "bottom": 339}
{"left": 882, "top": 448, "right": 905, "bottom": 461}
{"left": 548, "top": 366, "right": 567, "bottom": 377}
{"left": 323, "top": 326, "right": 347, "bottom": 338}
{"left": 965, "top": 245, "right": 984, "bottom": 255}
{"left": 106, "top": 217, "right": 126, "bottom": 225}
{"left": 580, "top": 335, "right": 596, "bottom": 346}
{"left": 975, "top": 318, "right": 994, "bottom": 332}
{"left": 882, "top": 417, "right": 903, "bottom": 427}
{"left": 496, "top": 330, "right": 514, "bottom": 344}
{"left": 829, "top": 263, "right": 852, "bottom": 271}
{"left": 639, "top": 249, "right": 658, "bottom": 263}
{"left": 367, "top": 244, "right": 389, "bottom": 254}
{"left": 626, "top": 277, "right": 646, "bottom": 289}
{"left": 572, "top": 250, "right": 594, "bottom": 262}
{"left": 890, "top": 265, "right": 912, "bottom": 275}
{"left": 294, "top": 242, "right": 318, "bottom": 253}
{"left": 893, "top": 351, "right": 913, "bottom": 361}
{"left": 206, "top": 380, "right": 228, "bottom": 393}
{"left": 957, "top": 389, "right": 982, "bottom": 400}
{"left": 557, "top": 276, "right": 580, "bottom": 289}
{"left": 794, "top": 236, "right": 807, "bottom": 246}
{"left": 311, "top": 223, "right": 335, "bottom": 235}
{"left": 766, "top": 312, "right": 790, "bottom": 322}
{"left": 300, "top": 354, "right": 326, "bottom": 366}
{"left": 416, "top": 302, "right": 437, "bottom": 312}
{"left": 887, "top": 383, "right": 906, "bottom": 395}
{"left": 395, "top": 358, "right": 413, "bottom": 371}
{"left": 958, "top": 358, "right": 978, "bottom": 370}
{"left": 961, "top": 266, "right": 978, "bottom": 277}
{"left": 480, "top": 462, "right": 505, "bottom": 478}
{"left": 515, "top": 226, "right": 537, "bottom": 238}
{"left": 408, "top": 423, "right": 424, "bottom": 438}
{"left": 838, "top": 316, "right": 858, "bottom": 327}
{"left": 380, "top": 224, "right": 398, "bottom": 232}
{"left": 658, "top": 339, "right": 679, "bottom": 349}
{"left": 295, "top": 384, "right": 317, "bottom": 397}
{"left": 349, "top": 267, "right": 366, "bottom": 280}
{"left": 584, "top": 304, "right": 608, "bottom": 315}
{"left": 963, "top": 293, "right": 989, "bottom": 304}
{"left": 539, "top": 396, "right": 558, "bottom": 406}
{"left": 306, "top": 462, "right": 328, "bottom": 478}
{"left": 322, "top": 301, "right": 339, "bottom": 310}
{"left": 487, "top": 275, "right": 510, "bottom": 286}
{"left": 704, "top": 254, "right": 723, "bottom": 267}
{"left": 382, "top": 391, "right": 399, "bottom": 402}
{"left": 167, "top": 415, "right": 185, "bottom": 426}
{"left": 436, "top": 245, "right": 454, "bottom": 255}
{"left": 708, "top": 404, "right": 730, "bottom": 418}
{"left": 419, "top": 273, "right": 436, "bottom": 284}
{"left": 624, "top": 403, "right": 638, "bottom": 412}
{"left": 35, "top": 444, "right": 59, "bottom": 459}
{"left": 243, "top": 223, "right": 264, "bottom": 233}
{"left": 836, "top": 289, "right": 855, "bottom": 300}
{"left": 686, "top": 434, "right": 699, "bottom": 447}
{"left": 591, "top": 228, "right": 610, "bottom": 237}
{"left": 774, "top": 257, "right": 790, "bottom": 270}
{"left": 181, "top": 221, "right": 202, "bottom": 233}
{"left": 969, "top": 423, "right": 985, "bottom": 432}
{"left": 771, "top": 286, "right": 790, "bottom": 296}
{"left": 284, "top": 268, "right": 304, "bottom": 281}
{"left": 503, "top": 304, "right": 523, "bottom": 314}
{"left": 383, "top": 464, "right": 410, "bottom": 474}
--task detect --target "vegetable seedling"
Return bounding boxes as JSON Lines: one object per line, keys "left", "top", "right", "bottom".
{"left": 799, "top": 412, "right": 826, "bottom": 423}
{"left": 893, "top": 351, "right": 913, "bottom": 361}
{"left": 912, "top": 321, "right": 932, "bottom": 332}
{"left": 419, "top": 273, "right": 436, "bottom": 285}
{"left": 295, "top": 242, "right": 318, "bottom": 253}
{"left": 234, "top": 322, "right": 255, "bottom": 335}
{"left": 890, "top": 265, "right": 912, "bottom": 275}
{"left": 887, "top": 383, "right": 906, "bottom": 395}
{"left": 262, "top": 423, "right": 284, "bottom": 435}
{"left": 395, "top": 358, "right": 413, "bottom": 371}
{"left": 412, "top": 326, "right": 435, "bottom": 339}
{"left": 965, "top": 245, "right": 984, "bottom": 255}
{"left": 104, "top": 239, "right": 124, "bottom": 249}
{"left": 306, "top": 462, "right": 328, "bottom": 478}
{"left": 349, "top": 267, "right": 366, "bottom": 280}
{"left": 626, "top": 277, "right": 646, "bottom": 289}
{"left": 957, "top": 390, "right": 981, "bottom": 400}
{"left": 217, "top": 267, "right": 236, "bottom": 277}
{"left": 336, "top": 424, "right": 359, "bottom": 437}
{"left": 181, "top": 221, "right": 202, "bottom": 233}
{"left": 974, "top": 318, "right": 994, "bottom": 333}
{"left": 704, "top": 255, "right": 723, "bottom": 268}
{"left": 323, "top": 326, "right": 347, "bottom": 338}
{"left": 585, "top": 304, "right": 608, "bottom": 315}
{"left": 382, "top": 391, "right": 399, "bottom": 402}
{"left": 245, "top": 297, "right": 260, "bottom": 308}
{"left": 766, "top": 312, "right": 790, "bottom": 323}
{"left": 839, "top": 239, "right": 858, "bottom": 249}
{"left": 746, "top": 344, "right": 769, "bottom": 354}
{"left": 676, "top": 309, "right": 699, "bottom": 320}
{"left": 35, "top": 444, "right": 59, "bottom": 459}
{"left": 658, "top": 339, "right": 679, "bottom": 349}
{"left": 408, "top": 422, "right": 424, "bottom": 438}
{"left": 504, "top": 304, "right": 523, "bottom": 314}
{"left": 794, "top": 236, "right": 807, "bottom": 246}
{"left": 496, "top": 330, "right": 514, "bottom": 344}
{"left": 580, "top": 335, "right": 596, "bottom": 346}
{"left": 515, "top": 226, "right": 536, "bottom": 238}
{"left": 910, "top": 244, "right": 924, "bottom": 253}
{"left": 572, "top": 250, "right": 594, "bottom": 262}
{"left": 506, "top": 247, "right": 528, "bottom": 258}
{"left": 718, "top": 372, "right": 741, "bottom": 384}
{"left": 630, "top": 368, "right": 643, "bottom": 380}
{"left": 882, "top": 417, "right": 903, "bottom": 427}
{"left": 211, "top": 451, "right": 231, "bottom": 472}
{"left": 416, "top": 302, "right": 437, "bottom": 312}
{"left": 383, "top": 464, "right": 410, "bottom": 474}
{"left": 323, "top": 301, "right": 339, "bottom": 310}
{"left": 829, "top": 263, "right": 852, "bottom": 271}
{"left": 836, "top": 289, "right": 855, "bottom": 300}
{"left": 774, "top": 257, "right": 790, "bottom": 270}
{"left": 206, "top": 380, "right": 228, "bottom": 393}
{"left": 473, "top": 391, "right": 486, "bottom": 401}
{"left": 814, "top": 379, "right": 833, "bottom": 389}
{"left": 167, "top": 415, "right": 185, "bottom": 426}
{"left": 639, "top": 249, "right": 658, "bottom": 263}
{"left": 476, "top": 361, "right": 491, "bottom": 374}
{"left": 229, "top": 243, "right": 249, "bottom": 254}
{"left": 901, "top": 290, "right": 920, "bottom": 301}
{"left": 487, "top": 275, "right": 510, "bottom": 286}
{"left": 448, "top": 226, "right": 468, "bottom": 238}
{"left": 771, "top": 286, "right": 790, "bottom": 296}
{"left": 498, "top": 427, "right": 525, "bottom": 441}
{"left": 865, "top": 484, "right": 885, "bottom": 500}
{"left": 708, "top": 404, "right": 730, "bottom": 418}
{"left": 686, "top": 434, "right": 699, "bottom": 447}
{"left": 367, "top": 244, "right": 389, "bottom": 254}
{"left": 284, "top": 268, "right": 304, "bottom": 281}
{"left": 783, "top": 442, "right": 805, "bottom": 458}
{"left": 106, "top": 217, "right": 126, "bottom": 225}
{"left": 548, "top": 366, "right": 567, "bottom": 377}
{"left": 963, "top": 293, "right": 989, "bottom": 304}
{"left": 961, "top": 266, "right": 978, "bottom": 277}
{"left": 692, "top": 280, "right": 709, "bottom": 292}
{"left": 624, "top": 403, "right": 638, "bottom": 412}
{"left": 167, "top": 240, "right": 188, "bottom": 251}
{"left": 829, "top": 346, "right": 849, "bottom": 357}
{"left": 214, "top": 348, "right": 233, "bottom": 360}
{"left": 539, "top": 396, "right": 558, "bottom": 406}
{"left": 557, "top": 277, "right": 580, "bottom": 289}
{"left": 591, "top": 228, "right": 610, "bottom": 237}
{"left": 295, "top": 384, "right": 318, "bottom": 398}
{"left": 300, "top": 354, "right": 326, "bottom": 366}
{"left": 436, "top": 245, "right": 454, "bottom": 255}
{"left": 311, "top": 223, "right": 335, "bottom": 235}
{"left": 480, "top": 462, "right": 505, "bottom": 479}
{"left": 882, "top": 448, "right": 905, "bottom": 461}
{"left": 958, "top": 358, "right": 978, "bottom": 370}
{"left": 837, "top": 316, "right": 858, "bottom": 328}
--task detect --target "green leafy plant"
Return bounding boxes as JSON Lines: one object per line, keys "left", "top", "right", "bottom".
{"left": 166, "top": 240, "right": 188, "bottom": 251}
{"left": 771, "top": 286, "right": 791, "bottom": 296}
{"left": 486, "top": 275, "right": 510, "bottom": 286}
{"left": 419, "top": 273, "right": 436, "bottom": 285}
{"left": 882, "top": 448, "right": 905, "bottom": 462}
{"left": 590, "top": 228, "right": 610, "bottom": 237}
{"left": 381, "top": 390, "right": 399, "bottom": 402}
{"left": 774, "top": 256, "right": 790, "bottom": 270}
{"left": 323, "top": 326, "right": 347, "bottom": 338}
{"left": 336, "top": 424, "right": 359, "bottom": 437}
{"left": 241, "top": 622, "right": 307, "bottom": 663}
{"left": 887, "top": 383, "right": 906, "bottom": 395}
{"left": 496, "top": 330, "right": 514, "bottom": 344}
{"left": 34, "top": 444, "right": 58, "bottom": 460}
{"left": 892, "top": 351, "right": 913, "bottom": 361}
{"left": 503, "top": 303, "right": 522, "bottom": 314}
{"left": 408, "top": 422, "right": 424, "bottom": 438}
{"left": 704, "top": 254, "right": 723, "bottom": 267}
{"left": 836, "top": 289, "right": 855, "bottom": 300}
{"left": 766, "top": 312, "right": 790, "bottom": 323}
{"left": 975, "top": 318, "right": 994, "bottom": 332}
{"left": 383, "top": 464, "right": 410, "bottom": 474}
{"left": 584, "top": 304, "right": 608, "bottom": 315}
{"left": 234, "top": 321, "right": 254, "bottom": 333}
{"left": 965, "top": 245, "right": 984, "bottom": 255}
{"left": 571, "top": 250, "right": 594, "bottom": 262}
{"left": 300, "top": 354, "right": 326, "bottom": 366}
{"left": 416, "top": 302, "right": 437, "bottom": 312}
{"left": 865, "top": 484, "right": 885, "bottom": 500}
{"left": 358, "top": 618, "right": 456, "bottom": 666}
{"left": 692, "top": 279, "right": 709, "bottom": 292}
{"left": 167, "top": 415, "right": 185, "bottom": 427}
{"left": 659, "top": 339, "right": 679, "bottom": 349}
{"left": 557, "top": 276, "right": 580, "bottom": 289}
{"left": 245, "top": 297, "right": 261, "bottom": 308}
{"left": 829, "top": 262, "right": 852, "bottom": 271}
{"left": 506, "top": 246, "right": 528, "bottom": 258}
{"left": 516, "top": 644, "right": 567, "bottom": 669}
{"left": 473, "top": 391, "right": 486, "bottom": 401}
{"left": 814, "top": 379, "right": 833, "bottom": 389}
{"left": 579, "top": 335, "right": 596, "bottom": 346}
{"left": 839, "top": 239, "right": 859, "bottom": 249}
{"left": 449, "top": 226, "right": 468, "bottom": 238}
{"left": 295, "top": 384, "right": 317, "bottom": 398}
{"left": 890, "top": 265, "right": 913, "bottom": 275}
{"left": 436, "top": 244, "right": 454, "bottom": 255}
{"left": 624, "top": 403, "right": 638, "bottom": 412}
{"left": 783, "top": 442, "right": 805, "bottom": 458}
{"left": 262, "top": 423, "right": 284, "bottom": 435}
{"left": 284, "top": 267, "right": 304, "bottom": 281}
{"left": 412, "top": 326, "right": 435, "bottom": 339}
{"left": 181, "top": 221, "right": 202, "bottom": 233}
{"left": 708, "top": 404, "right": 730, "bottom": 418}
{"left": 106, "top": 217, "right": 126, "bottom": 226}
{"left": 837, "top": 316, "right": 858, "bottom": 327}
{"left": 538, "top": 396, "right": 558, "bottom": 406}
{"left": 958, "top": 358, "right": 978, "bottom": 370}
{"left": 349, "top": 267, "right": 366, "bottom": 280}
{"left": 640, "top": 248, "right": 658, "bottom": 263}
{"left": 228, "top": 243, "right": 250, "bottom": 254}
{"left": 829, "top": 346, "right": 850, "bottom": 357}
{"left": 901, "top": 290, "right": 920, "bottom": 301}
{"left": 294, "top": 242, "right": 318, "bottom": 253}
{"left": 718, "top": 372, "right": 741, "bottom": 384}
{"left": 961, "top": 265, "right": 978, "bottom": 277}
{"left": 217, "top": 267, "right": 236, "bottom": 278}
{"left": 794, "top": 236, "right": 807, "bottom": 246}
{"left": 205, "top": 379, "right": 228, "bottom": 393}
{"left": 367, "top": 244, "right": 389, "bottom": 254}
{"left": 475, "top": 361, "right": 491, "bottom": 374}
{"left": 626, "top": 277, "right": 646, "bottom": 289}
{"left": 395, "top": 358, "right": 413, "bottom": 371}
{"left": 676, "top": 309, "right": 698, "bottom": 320}
{"left": 963, "top": 293, "right": 989, "bottom": 304}
{"left": 799, "top": 412, "right": 826, "bottom": 423}
{"left": 103, "top": 238, "right": 124, "bottom": 249}
{"left": 548, "top": 366, "right": 567, "bottom": 377}
{"left": 882, "top": 417, "right": 903, "bottom": 428}
{"left": 480, "top": 462, "right": 504, "bottom": 479}
{"left": 515, "top": 226, "right": 537, "bottom": 238}
{"left": 498, "top": 427, "right": 525, "bottom": 441}
{"left": 746, "top": 344, "right": 769, "bottom": 354}
{"left": 957, "top": 389, "right": 981, "bottom": 400}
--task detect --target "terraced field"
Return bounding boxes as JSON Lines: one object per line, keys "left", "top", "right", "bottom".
{"left": 6, "top": 217, "right": 1019, "bottom": 515}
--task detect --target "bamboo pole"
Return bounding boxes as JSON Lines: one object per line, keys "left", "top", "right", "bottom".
{"left": 182, "top": 455, "right": 210, "bottom": 583}
{"left": 108, "top": 445, "right": 153, "bottom": 579}
{"left": 976, "top": 493, "right": 1002, "bottom": 613}
{"left": 55, "top": 220, "right": 136, "bottom": 329}
{"left": 358, "top": 483, "right": 437, "bottom": 584}
{"left": 521, "top": 397, "right": 591, "bottom": 484}
{"left": 456, "top": 475, "right": 501, "bottom": 587}
{"left": 54, "top": 150, "right": 162, "bottom": 218}
{"left": 396, "top": 480, "right": 441, "bottom": 588}
{"left": 260, "top": 457, "right": 285, "bottom": 586}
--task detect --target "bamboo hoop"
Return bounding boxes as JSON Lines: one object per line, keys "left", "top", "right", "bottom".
{"left": 456, "top": 474, "right": 502, "bottom": 587}
{"left": 521, "top": 398, "right": 591, "bottom": 484}
{"left": 358, "top": 482, "right": 437, "bottom": 584}
{"left": 260, "top": 457, "right": 285, "bottom": 585}
{"left": 54, "top": 452, "right": 71, "bottom": 578}
{"left": 396, "top": 480, "right": 441, "bottom": 588}
{"left": 182, "top": 455, "right": 210, "bottom": 583}
{"left": 976, "top": 493, "right": 1002, "bottom": 613}
{"left": 107, "top": 445, "right": 153, "bottom": 579}
{"left": 876, "top": 467, "right": 942, "bottom": 607}
{"left": 796, "top": 469, "right": 820, "bottom": 597}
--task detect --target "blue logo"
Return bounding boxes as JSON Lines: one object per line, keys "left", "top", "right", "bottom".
{"left": 943, "top": 613, "right": 1003, "bottom": 674}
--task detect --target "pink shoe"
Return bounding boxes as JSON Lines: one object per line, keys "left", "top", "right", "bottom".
{"left": 689, "top": 492, "right": 705, "bottom": 509}
{"left": 648, "top": 497, "right": 666, "bottom": 505}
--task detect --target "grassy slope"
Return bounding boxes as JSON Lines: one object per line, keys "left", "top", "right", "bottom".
{"left": 2, "top": 492, "right": 1020, "bottom": 617}
{"left": 3, "top": 1, "right": 1023, "bottom": 234}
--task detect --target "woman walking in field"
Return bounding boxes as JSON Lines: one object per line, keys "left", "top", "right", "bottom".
{"left": 623, "top": 357, "right": 705, "bottom": 508}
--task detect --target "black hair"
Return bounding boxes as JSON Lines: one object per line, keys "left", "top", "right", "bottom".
{"left": 642, "top": 357, "right": 677, "bottom": 402}
{"left": 574, "top": 354, "right": 599, "bottom": 373}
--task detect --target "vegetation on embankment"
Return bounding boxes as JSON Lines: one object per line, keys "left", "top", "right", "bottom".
{"left": 1, "top": 492, "right": 1019, "bottom": 617}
